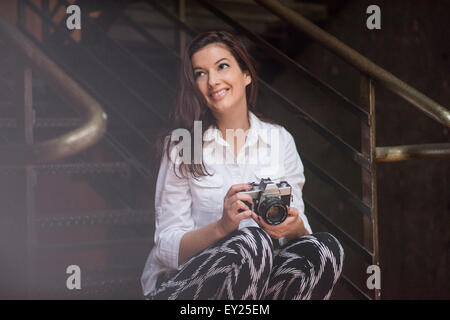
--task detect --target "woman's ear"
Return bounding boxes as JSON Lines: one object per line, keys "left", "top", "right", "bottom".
{"left": 244, "top": 71, "right": 252, "bottom": 86}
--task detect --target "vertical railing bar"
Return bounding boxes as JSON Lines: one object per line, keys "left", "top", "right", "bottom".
{"left": 16, "top": 4, "right": 36, "bottom": 297}
{"left": 24, "top": 68, "right": 34, "bottom": 144}
{"left": 360, "top": 74, "right": 381, "bottom": 300}
{"left": 24, "top": 66, "right": 36, "bottom": 299}
{"left": 26, "top": 166, "right": 37, "bottom": 298}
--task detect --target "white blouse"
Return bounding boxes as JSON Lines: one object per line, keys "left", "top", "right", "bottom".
{"left": 141, "top": 112, "right": 312, "bottom": 296}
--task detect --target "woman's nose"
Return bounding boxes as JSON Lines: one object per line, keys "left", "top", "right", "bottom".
{"left": 207, "top": 71, "right": 220, "bottom": 88}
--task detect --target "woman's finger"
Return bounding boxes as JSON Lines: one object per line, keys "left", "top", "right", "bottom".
{"left": 287, "top": 206, "right": 299, "bottom": 217}
{"left": 235, "top": 209, "right": 253, "bottom": 221}
{"left": 250, "top": 211, "right": 259, "bottom": 222}
{"left": 230, "top": 200, "right": 249, "bottom": 215}
{"left": 259, "top": 225, "right": 279, "bottom": 239}
{"left": 228, "top": 192, "right": 253, "bottom": 206}
{"left": 224, "top": 183, "right": 252, "bottom": 199}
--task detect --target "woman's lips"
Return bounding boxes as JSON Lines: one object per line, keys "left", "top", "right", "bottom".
{"left": 209, "top": 88, "right": 229, "bottom": 101}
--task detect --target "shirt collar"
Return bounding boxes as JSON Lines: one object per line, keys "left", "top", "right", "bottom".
{"left": 203, "top": 111, "right": 272, "bottom": 146}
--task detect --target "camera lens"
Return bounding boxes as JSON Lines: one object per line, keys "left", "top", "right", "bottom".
{"left": 267, "top": 205, "right": 283, "bottom": 218}
{"left": 258, "top": 197, "right": 287, "bottom": 225}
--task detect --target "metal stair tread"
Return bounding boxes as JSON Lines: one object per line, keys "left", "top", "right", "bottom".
{"left": 36, "top": 208, "right": 154, "bottom": 228}
{"left": 0, "top": 117, "right": 82, "bottom": 129}
{"left": 35, "top": 236, "right": 153, "bottom": 250}
{"left": 0, "top": 161, "right": 131, "bottom": 175}
{"left": 34, "top": 161, "right": 131, "bottom": 175}
{"left": 0, "top": 117, "right": 151, "bottom": 129}
{"left": 124, "top": 0, "right": 328, "bottom": 25}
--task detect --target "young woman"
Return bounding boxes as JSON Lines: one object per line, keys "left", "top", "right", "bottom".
{"left": 141, "top": 31, "right": 344, "bottom": 300}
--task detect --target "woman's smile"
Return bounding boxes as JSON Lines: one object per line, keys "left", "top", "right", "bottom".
{"left": 209, "top": 88, "right": 230, "bottom": 101}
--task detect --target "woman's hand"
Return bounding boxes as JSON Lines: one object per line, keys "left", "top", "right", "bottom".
{"left": 251, "top": 206, "right": 309, "bottom": 241}
{"left": 218, "top": 183, "right": 255, "bottom": 236}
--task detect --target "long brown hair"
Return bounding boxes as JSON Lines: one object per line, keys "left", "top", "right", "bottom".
{"left": 158, "top": 31, "right": 259, "bottom": 178}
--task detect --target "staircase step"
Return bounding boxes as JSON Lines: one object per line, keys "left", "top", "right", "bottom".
{"left": 64, "top": 276, "right": 141, "bottom": 298}
{"left": 35, "top": 265, "right": 143, "bottom": 298}
{"left": 37, "top": 208, "right": 153, "bottom": 228}
{"left": 0, "top": 161, "right": 131, "bottom": 176}
{"left": 35, "top": 236, "right": 152, "bottom": 250}
{"left": 0, "top": 117, "right": 81, "bottom": 129}
{"left": 0, "top": 100, "right": 78, "bottom": 115}
{"left": 0, "top": 117, "right": 151, "bottom": 129}
{"left": 125, "top": 0, "right": 328, "bottom": 27}
{"left": 35, "top": 161, "right": 131, "bottom": 175}
{"left": 35, "top": 117, "right": 82, "bottom": 128}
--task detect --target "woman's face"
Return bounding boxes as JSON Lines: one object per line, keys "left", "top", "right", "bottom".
{"left": 191, "top": 43, "right": 251, "bottom": 117}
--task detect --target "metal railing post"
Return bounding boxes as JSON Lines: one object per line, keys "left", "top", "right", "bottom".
{"left": 360, "top": 74, "right": 381, "bottom": 300}
{"left": 24, "top": 67, "right": 37, "bottom": 299}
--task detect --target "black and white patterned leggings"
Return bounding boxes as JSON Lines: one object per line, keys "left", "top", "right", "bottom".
{"left": 147, "top": 227, "right": 344, "bottom": 300}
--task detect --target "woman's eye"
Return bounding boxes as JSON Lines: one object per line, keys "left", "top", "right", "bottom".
{"left": 194, "top": 71, "right": 205, "bottom": 78}
{"left": 219, "top": 63, "right": 229, "bottom": 70}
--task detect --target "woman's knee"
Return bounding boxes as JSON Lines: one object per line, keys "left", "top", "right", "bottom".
{"left": 283, "top": 232, "right": 344, "bottom": 272}
{"left": 310, "top": 232, "right": 344, "bottom": 270}
{"left": 312, "top": 232, "right": 343, "bottom": 252}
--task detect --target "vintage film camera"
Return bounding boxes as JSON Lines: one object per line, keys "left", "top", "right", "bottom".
{"left": 239, "top": 178, "right": 292, "bottom": 225}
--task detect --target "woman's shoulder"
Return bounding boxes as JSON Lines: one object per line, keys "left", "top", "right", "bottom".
{"left": 252, "top": 112, "right": 287, "bottom": 130}
{"left": 255, "top": 115, "right": 294, "bottom": 143}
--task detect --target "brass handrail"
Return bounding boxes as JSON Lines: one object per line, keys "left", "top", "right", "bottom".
{"left": 0, "top": 16, "right": 107, "bottom": 164}
{"left": 253, "top": 0, "right": 450, "bottom": 162}
{"left": 376, "top": 143, "right": 450, "bottom": 162}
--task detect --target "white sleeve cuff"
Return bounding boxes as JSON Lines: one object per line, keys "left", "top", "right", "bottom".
{"left": 157, "top": 229, "right": 188, "bottom": 269}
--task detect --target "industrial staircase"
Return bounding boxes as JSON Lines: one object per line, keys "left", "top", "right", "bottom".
{"left": 0, "top": 0, "right": 448, "bottom": 299}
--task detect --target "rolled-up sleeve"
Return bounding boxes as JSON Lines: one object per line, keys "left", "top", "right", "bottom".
{"left": 154, "top": 146, "right": 194, "bottom": 269}
{"left": 282, "top": 129, "right": 312, "bottom": 234}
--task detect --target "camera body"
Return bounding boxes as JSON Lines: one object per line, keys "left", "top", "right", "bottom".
{"left": 239, "top": 178, "right": 292, "bottom": 225}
